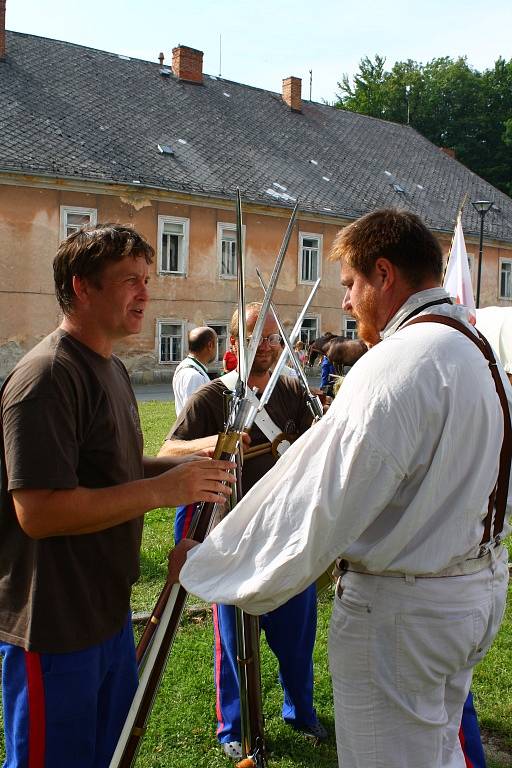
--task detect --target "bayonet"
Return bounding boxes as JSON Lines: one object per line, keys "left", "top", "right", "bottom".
{"left": 245, "top": 201, "right": 299, "bottom": 377}
{"left": 258, "top": 277, "right": 320, "bottom": 412}
{"left": 256, "top": 269, "right": 323, "bottom": 421}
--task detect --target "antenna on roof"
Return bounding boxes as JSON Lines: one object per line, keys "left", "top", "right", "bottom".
{"left": 219, "top": 34, "right": 222, "bottom": 77}
{"left": 309, "top": 69, "right": 313, "bottom": 101}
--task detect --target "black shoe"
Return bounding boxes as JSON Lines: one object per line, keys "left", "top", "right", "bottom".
{"left": 294, "top": 720, "right": 328, "bottom": 742}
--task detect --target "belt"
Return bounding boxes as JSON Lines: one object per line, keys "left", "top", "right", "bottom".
{"left": 338, "top": 546, "right": 502, "bottom": 581}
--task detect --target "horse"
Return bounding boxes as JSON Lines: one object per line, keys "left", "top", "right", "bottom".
{"left": 307, "top": 333, "right": 368, "bottom": 373}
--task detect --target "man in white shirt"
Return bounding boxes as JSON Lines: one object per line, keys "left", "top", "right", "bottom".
{"left": 173, "top": 326, "right": 217, "bottom": 416}
{"left": 169, "top": 209, "right": 511, "bottom": 768}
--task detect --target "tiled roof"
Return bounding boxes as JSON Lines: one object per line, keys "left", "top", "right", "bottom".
{"left": 2, "top": 30, "right": 512, "bottom": 242}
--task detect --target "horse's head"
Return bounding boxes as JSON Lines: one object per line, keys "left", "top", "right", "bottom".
{"left": 307, "top": 332, "right": 337, "bottom": 366}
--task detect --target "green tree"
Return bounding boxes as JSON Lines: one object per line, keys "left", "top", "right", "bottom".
{"left": 336, "top": 55, "right": 512, "bottom": 195}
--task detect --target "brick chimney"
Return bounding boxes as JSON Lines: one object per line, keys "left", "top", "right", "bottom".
{"left": 172, "top": 45, "right": 203, "bottom": 84}
{"left": 282, "top": 76, "right": 302, "bottom": 112}
{"left": 441, "top": 147, "right": 456, "bottom": 159}
{"left": 0, "top": 0, "right": 6, "bottom": 61}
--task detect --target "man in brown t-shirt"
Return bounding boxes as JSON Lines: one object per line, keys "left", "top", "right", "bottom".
{"left": 159, "top": 302, "right": 327, "bottom": 760}
{"left": 0, "top": 224, "right": 235, "bottom": 768}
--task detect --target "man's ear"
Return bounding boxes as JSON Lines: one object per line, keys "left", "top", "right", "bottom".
{"left": 71, "top": 275, "right": 91, "bottom": 306}
{"left": 374, "top": 258, "right": 396, "bottom": 291}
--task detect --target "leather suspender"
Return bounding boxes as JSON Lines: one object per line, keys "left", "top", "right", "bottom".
{"left": 404, "top": 314, "right": 512, "bottom": 545}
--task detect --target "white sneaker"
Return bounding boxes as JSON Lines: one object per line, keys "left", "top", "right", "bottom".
{"left": 222, "top": 741, "right": 243, "bottom": 760}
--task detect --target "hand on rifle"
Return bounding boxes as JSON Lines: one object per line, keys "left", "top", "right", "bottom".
{"left": 152, "top": 459, "right": 236, "bottom": 507}
{"left": 168, "top": 538, "right": 200, "bottom": 584}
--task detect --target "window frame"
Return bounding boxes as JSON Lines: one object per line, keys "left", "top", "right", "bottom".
{"left": 298, "top": 314, "right": 320, "bottom": 347}
{"left": 499, "top": 257, "right": 512, "bottom": 300}
{"left": 157, "top": 215, "right": 190, "bottom": 276}
{"left": 343, "top": 316, "right": 358, "bottom": 339}
{"left": 217, "top": 222, "right": 246, "bottom": 280}
{"left": 157, "top": 319, "right": 185, "bottom": 365}
{"left": 206, "top": 321, "right": 230, "bottom": 363}
{"left": 298, "top": 231, "right": 323, "bottom": 285}
{"left": 60, "top": 205, "right": 97, "bottom": 240}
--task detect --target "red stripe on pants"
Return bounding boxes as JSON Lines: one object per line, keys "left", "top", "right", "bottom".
{"left": 459, "top": 725, "right": 474, "bottom": 768}
{"left": 183, "top": 503, "right": 195, "bottom": 537}
{"left": 24, "top": 651, "right": 46, "bottom": 768}
{"left": 212, "top": 604, "right": 225, "bottom": 735}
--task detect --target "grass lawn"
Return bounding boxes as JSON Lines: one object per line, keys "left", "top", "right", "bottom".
{"left": 1, "top": 399, "right": 511, "bottom": 767}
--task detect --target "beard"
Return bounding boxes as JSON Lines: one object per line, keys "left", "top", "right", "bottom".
{"left": 353, "top": 287, "right": 381, "bottom": 347}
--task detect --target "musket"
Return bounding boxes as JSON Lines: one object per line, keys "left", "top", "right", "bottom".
{"left": 233, "top": 200, "right": 300, "bottom": 768}
{"left": 110, "top": 192, "right": 294, "bottom": 768}
{"left": 110, "top": 417, "right": 250, "bottom": 768}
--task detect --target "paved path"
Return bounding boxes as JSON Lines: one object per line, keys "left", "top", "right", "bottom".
{"left": 134, "top": 373, "right": 323, "bottom": 402}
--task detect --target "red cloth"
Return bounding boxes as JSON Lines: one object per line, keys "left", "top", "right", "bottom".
{"left": 223, "top": 350, "right": 237, "bottom": 372}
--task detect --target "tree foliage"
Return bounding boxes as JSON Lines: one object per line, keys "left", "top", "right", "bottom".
{"left": 336, "top": 55, "right": 512, "bottom": 196}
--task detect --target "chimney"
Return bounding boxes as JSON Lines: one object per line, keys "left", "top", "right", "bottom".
{"left": 172, "top": 44, "right": 203, "bottom": 84}
{"left": 282, "top": 76, "right": 302, "bottom": 112}
{"left": 441, "top": 147, "right": 456, "bottom": 159}
{"left": 0, "top": 0, "right": 6, "bottom": 61}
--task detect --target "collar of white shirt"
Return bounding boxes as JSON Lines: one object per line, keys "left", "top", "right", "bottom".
{"left": 381, "top": 287, "right": 451, "bottom": 340}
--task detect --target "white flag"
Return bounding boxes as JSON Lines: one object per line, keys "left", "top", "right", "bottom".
{"left": 443, "top": 218, "right": 475, "bottom": 309}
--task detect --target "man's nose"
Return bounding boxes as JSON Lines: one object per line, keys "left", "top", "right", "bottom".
{"left": 341, "top": 288, "right": 351, "bottom": 312}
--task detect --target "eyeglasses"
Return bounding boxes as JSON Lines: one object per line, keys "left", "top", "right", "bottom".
{"left": 245, "top": 333, "right": 282, "bottom": 347}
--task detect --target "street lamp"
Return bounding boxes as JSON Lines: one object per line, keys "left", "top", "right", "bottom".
{"left": 471, "top": 200, "right": 494, "bottom": 308}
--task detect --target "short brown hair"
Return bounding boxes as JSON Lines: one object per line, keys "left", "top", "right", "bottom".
{"left": 53, "top": 223, "right": 154, "bottom": 315}
{"left": 230, "top": 302, "right": 262, "bottom": 338}
{"left": 330, "top": 209, "right": 443, "bottom": 288}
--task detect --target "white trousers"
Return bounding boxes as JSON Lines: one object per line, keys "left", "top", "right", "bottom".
{"left": 328, "top": 548, "right": 509, "bottom": 768}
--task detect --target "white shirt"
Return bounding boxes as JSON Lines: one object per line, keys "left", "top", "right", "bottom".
{"left": 181, "top": 289, "right": 512, "bottom": 614}
{"left": 172, "top": 357, "right": 210, "bottom": 417}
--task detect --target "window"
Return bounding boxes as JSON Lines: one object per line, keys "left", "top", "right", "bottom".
{"left": 299, "top": 232, "right": 322, "bottom": 284}
{"left": 158, "top": 216, "right": 189, "bottom": 275}
{"left": 60, "top": 206, "right": 97, "bottom": 239}
{"left": 217, "top": 223, "right": 245, "bottom": 279}
{"left": 299, "top": 316, "right": 319, "bottom": 347}
{"left": 158, "top": 320, "right": 184, "bottom": 364}
{"left": 499, "top": 259, "right": 512, "bottom": 299}
{"left": 207, "top": 323, "right": 229, "bottom": 362}
{"left": 343, "top": 317, "right": 358, "bottom": 339}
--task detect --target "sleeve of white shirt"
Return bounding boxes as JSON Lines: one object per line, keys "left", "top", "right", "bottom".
{"left": 180, "top": 396, "right": 404, "bottom": 615}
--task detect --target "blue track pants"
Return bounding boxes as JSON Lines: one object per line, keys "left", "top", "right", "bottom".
{"left": 176, "top": 504, "right": 319, "bottom": 743}
{"left": 0, "top": 615, "right": 137, "bottom": 768}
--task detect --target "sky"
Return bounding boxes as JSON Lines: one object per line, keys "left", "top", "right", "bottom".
{"left": 6, "top": 0, "right": 512, "bottom": 103}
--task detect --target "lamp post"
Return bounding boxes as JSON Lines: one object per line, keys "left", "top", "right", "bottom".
{"left": 471, "top": 200, "right": 494, "bottom": 308}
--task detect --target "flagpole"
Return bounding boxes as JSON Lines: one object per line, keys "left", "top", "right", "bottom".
{"left": 443, "top": 193, "right": 469, "bottom": 285}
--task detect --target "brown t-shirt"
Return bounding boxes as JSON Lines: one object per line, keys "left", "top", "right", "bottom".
{"left": 168, "top": 375, "right": 313, "bottom": 494}
{"left": 0, "top": 330, "right": 144, "bottom": 653}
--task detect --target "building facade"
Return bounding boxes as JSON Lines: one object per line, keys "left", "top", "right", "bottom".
{"left": 1, "top": 18, "right": 511, "bottom": 380}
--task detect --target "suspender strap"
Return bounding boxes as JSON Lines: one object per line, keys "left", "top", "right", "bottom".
{"left": 404, "top": 314, "right": 512, "bottom": 544}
